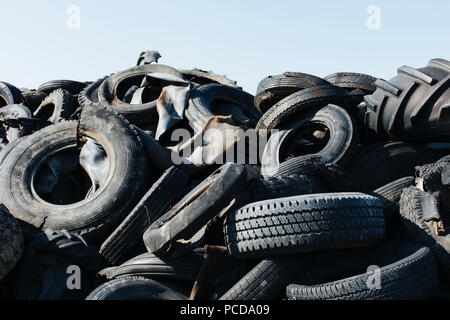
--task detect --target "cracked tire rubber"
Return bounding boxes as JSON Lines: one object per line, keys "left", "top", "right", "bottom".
{"left": 224, "top": 193, "right": 385, "bottom": 259}
{"left": 100, "top": 167, "right": 190, "bottom": 265}
{"left": 254, "top": 72, "right": 330, "bottom": 114}
{"left": 261, "top": 105, "right": 359, "bottom": 177}
{"left": 370, "top": 177, "right": 416, "bottom": 219}
{"left": 185, "top": 83, "right": 261, "bottom": 132}
{"left": 400, "top": 187, "right": 450, "bottom": 279}
{"left": 143, "top": 164, "right": 247, "bottom": 255}
{"left": 347, "top": 141, "right": 444, "bottom": 192}
{"left": 85, "top": 276, "right": 189, "bottom": 300}
{"left": 98, "top": 64, "right": 183, "bottom": 123}
{"left": 286, "top": 241, "right": 438, "bottom": 300}
{"left": 0, "top": 82, "right": 23, "bottom": 107}
{"left": 364, "top": 58, "right": 450, "bottom": 141}
{"left": 220, "top": 254, "right": 305, "bottom": 300}
{"left": 37, "top": 80, "right": 88, "bottom": 96}
{"left": 324, "top": 72, "right": 378, "bottom": 94}
{"left": 255, "top": 85, "right": 362, "bottom": 133}
{"left": 0, "top": 106, "right": 148, "bottom": 241}
{"left": 0, "top": 204, "right": 24, "bottom": 281}
{"left": 33, "top": 89, "right": 76, "bottom": 123}
{"left": 99, "top": 249, "right": 205, "bottom": 282}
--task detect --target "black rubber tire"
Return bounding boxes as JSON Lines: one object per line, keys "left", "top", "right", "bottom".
{"left": 370, "top": 177, "right": 416, "bottom": 218}
{"left": 99, "top": 249, "right": 205, "bottom": 282}
{"left": 255, "top": 72, "right": 330, "bottom": 114}
{"left": 364, "top": 58, "right": 450, "bottom": 141}
{"left": 0, "top": 103, "right": 33, "bottom": 119}
{"left": 286, "top": 241, "right": 438, "bottom": 300}
{"left": 324, "top": 72, "right": 378, "bottom": 94}
{"left": 224, "top": 193, "right": 385, "bottom": 259}
{"left": 85, "top": 276, "right": 189, "bottom": 300}
{"left": 400, "top": 187, "right": 450, "bottom": 279}
{"left": 347, "top": 141, "right": 444, "bottom": 192}
{"left": 20, "top": 89, "right": 47, "bottom": 113}
{"left": 143, "top": 164, "right": 247, "bottom": 255}
{"left": 246, "top": 174, "right": 326, "bottom": 203}
{"left": 0, "top": 204, "right": 24, "bottom": 280}
{"left": 180, "top": 68, "right": 240, "bottom": 88}
{"left": 443, "top": 167, "right": 450, "bottom": 186}
{"left": 255, "top": 85, "right": 362, "bottom": 132}
{"left": 219, "top": 254, "right": 305, "bottom": 300}
{"left": 261, "top": 104, "right": 359, "bottom": 177}
{"left": 33, "top": 89, "right": 76, "bottom": 123}
{"left": 99, "top": 167, "right": 190, "bottom": 265}
{"left": 98, "top": 64, "right": 183, "bottom": 123}
{"left": 37, "top": 80, "right": 88, "bottom": 95}
{"left": 0, "top": 106, "right": 148, "bottom": 241}
{"left": 185, "top": 83, "right": 261, "bottom": 132}
{"left": 0, "top": 82, "right": 23, "bottom": 107}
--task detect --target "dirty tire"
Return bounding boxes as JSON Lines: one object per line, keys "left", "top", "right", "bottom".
{"left": 224, "top": 193, "right": 385, "bottom": 259}
{"left": 255, "top": 72, "right": 330, "bottom": 114}
{"left": 185, "top": 83, "right": 261, "bottom": 132}
{"left": 370, "top": 176, "right": 416, "bottom": 218}
{"left": 34, "top": 89, "right": 76, "bottom": 123}
{"left": 324, "top": 72, "right": 378, "bottom": 94}
{"left": 347, "top": 142, "right": 444, "bottom": 192}
{"left": 99, "top": 249, "right": 205, "bottom": 282}
{"left": 400, "top": 187, "right": 450, "bottom": 279}
{"left": 78, "top": 75, "right": 111, "bottom": 107}
{"left": 37, "top": 80, "right": 88, "bottom": 95}
{"left": 255, "top": 85, "right": 362, "bottom": 132}
{"left": 261, "top": 105, "right": 359, "bottom": 177}
{"left": 415, "top": 161, "right": 450, "bottom": 193}
{"left": 143, "top": 164, "right": 247, "bottom": 255}
{"left": 0, "top": 204, "right": 24, "bottom": 281}
{"left": 20, "top": 89, "right": 48, "bottom": 112}
{"left": 100, "top": 167, "right": 189, "bottom": 265}
{"left": 0, "top": 106, "right": 148, "bottom": 241}
{"left": 364, "top": 58, "right": 450, "bottom": 141}
{"left": 286, "top": 242, "right": 438, "bottom": 300}
{"left": 86, "top": 276, "right": 189, "bottom": 300}
{"left": 220, "top": 254, "right": 305, "bottom": 300}
{"left": 98, "top": 64, "right": 183, "bottom": 123}
{"left": 0, "top": 82, "right": 23, "bottom": 107}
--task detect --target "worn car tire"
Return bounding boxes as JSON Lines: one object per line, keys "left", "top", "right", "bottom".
{"left": 286, "top": 241, "right": 438, "bottom": 300}
{"left": 0, "top": 204, "right": 24, "bottom": 281}
{"left": 324, "top": 72, "right": 378, "bottom": 94}
{"left": 98, "top": 64, "right": 183, "bottom": 123}
{"left": 261, "top": 105, "right": 359, "bottom": 177}
{"left": 37, "top": 80, "right": 88, "bottom": 95}
{"left": 0, "top": 106, "right": 148, "bottom": 241}
{"left": 85, "top": 276, "right": 189, "bottom": 300}
{"left": 0, "top": 82, "right": 23, "bottom": 107}
{"left": 224, "top": 193, "right": 385, "bottom": 259}
{"left": 100, "top": 167, "right": 189, "bottom": 265}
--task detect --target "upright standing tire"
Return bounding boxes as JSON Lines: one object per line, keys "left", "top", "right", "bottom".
{"left": 0, "top": 106, "right": 148, "bottom": 241}
{"left": 33, "top": 89, "right": 76, "bottom": 123}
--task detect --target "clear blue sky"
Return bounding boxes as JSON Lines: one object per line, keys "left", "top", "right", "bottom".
{"left": 1, "top": 0, "right": 448, "bottom": 94}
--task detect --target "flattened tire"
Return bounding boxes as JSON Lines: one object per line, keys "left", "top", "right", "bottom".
{"left": 100, "top": 167, "right": 189, "bottom": 265}
{"left": 286, "top": 241, "right": 438, "bottom": 300}
{"left": 143, "top": 164, "right": 247, "bottom": 255}
{"left": 224, "top": 193, "right": 385, "bottom": 259}
{"left": 0, "top": 106, "right": 148, "bottom": 241}
{"left": 85, "top": 276, "right": 189, "bottom": 300}
{"left": 0, "top": 204, "right": 24, "bottom": 280}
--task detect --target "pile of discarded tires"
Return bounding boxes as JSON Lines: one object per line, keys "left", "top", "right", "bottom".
{"left": 0, "top": 51, "right": 449, "bottom": 300}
